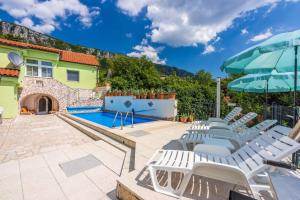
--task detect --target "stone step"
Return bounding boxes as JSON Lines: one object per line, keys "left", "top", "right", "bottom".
{"left": 57, "top": 114, "right": 135, "bottom": 174}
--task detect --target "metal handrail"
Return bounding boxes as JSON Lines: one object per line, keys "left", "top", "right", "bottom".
{"left": 112, "top": 111, "right": 119, "bottom": 128}
{"left": 124, "top": 112, "right": 129, "bottom": 122}
{"left": 112, "top": 111, "right": 124, "bottom": 130}
{"left": 124, "top": 111, "right": 134, "bottom": 128}
{"left": 112, "top": 111, "right": 134, "bottom": 129}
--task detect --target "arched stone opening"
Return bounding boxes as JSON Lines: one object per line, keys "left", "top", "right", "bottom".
{"left": 20, "top": 93, "right": 59, "bottom": 114}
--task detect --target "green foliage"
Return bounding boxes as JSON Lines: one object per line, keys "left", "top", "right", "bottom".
{"left": 102, "top": 57, "right": 217, "bottom": 119}
{"left": 107, "top": 55, "right": 162, "bottom": 89}
{"left": 221, "top": 74, "right": 297, "bottom": 116}
{"left": 102, "top": 55, "right": 298, "bottom": 120}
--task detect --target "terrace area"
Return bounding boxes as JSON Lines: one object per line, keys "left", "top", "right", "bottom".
{"left": 0, "top": 114, "right": 191, "bottom": 200}
{"left": 0, "top": 112, "right": 298, "bottom": 200}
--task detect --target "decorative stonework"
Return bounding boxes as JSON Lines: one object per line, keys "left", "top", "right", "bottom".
{"left": 19, "top": 77, "right": 104, "bottom": 111}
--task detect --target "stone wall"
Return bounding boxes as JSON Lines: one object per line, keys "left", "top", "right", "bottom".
{"left": 19, "top": 77, "right": 105, "bottom": 111}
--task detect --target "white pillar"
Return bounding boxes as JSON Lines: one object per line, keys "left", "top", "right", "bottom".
{"left": 216, "top": 77, "right": 221, "bottom": 118}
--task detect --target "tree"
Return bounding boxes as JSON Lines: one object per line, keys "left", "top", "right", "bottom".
{"left": 106, "top": 55, "right": 161, "bottom": 89}
{"left": 195, "top": 70, "right": 214, "bottom": 85}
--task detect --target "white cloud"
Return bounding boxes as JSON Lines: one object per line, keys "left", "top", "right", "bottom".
{"left": 241, "top": 28, "right": 249, "bottom": 35}
{"left": 116, "top": 0, "right": 285, "bottom": 47}
{"left": 127, "top": 40, "right": 166, "bottom": 64}
{"left": 250, "top": 28, "right": 273, "bottom": 42}
{"left": 0, "top": 0, "right": 100, "bottom": 33}
{"left": 18, "top": 18, "right": 55, "bottom": 33}
{"left": 202, "top": 45, "right": 216, "bottom": 55}
{"left": 116, "top": 0, "right": 149, "bottom": 16}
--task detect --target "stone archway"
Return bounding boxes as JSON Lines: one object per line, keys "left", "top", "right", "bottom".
{"left": 20, "top": 93, "right": 59, "bottom": 114}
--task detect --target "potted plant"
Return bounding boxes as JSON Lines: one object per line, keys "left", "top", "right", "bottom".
{"left": 116, "top": 90, "right": 122, "bottom": 96}
{"left": 163, "top": 89, "right": 169, "bottom": 99}
{"left": 134, "top": 89, "right": 140, "bottom": 99}
{"left": 179, "top": 114, "right": 188, "bottom": 123}
{"left": 128, "top": 89, "right": 134, "bottom": 96}
{"left": 121, "top": 89, "right": 127, "bottom": 96}
{"left": 110, "top": 89, "right": 115, "bottom": 96}
{"left": 167, "top": 88, "right": 176, "bottom": 99}
{"left": 140, "top": 89, "right": 147, "bottom": 99}
{"left": 156, "top": 88, "right": 165, "bottom": 99}
{"left": 148, "top": 89, "right": 155, "bottom": 99}
{"left": 187, "top": 114, "right": 194, "bottom": 122}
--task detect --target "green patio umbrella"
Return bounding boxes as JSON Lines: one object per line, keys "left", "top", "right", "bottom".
{"left": 221, "top": 29, "right": 300, "bottom": 74}
{"left": 228, "top": 70, "right": 300, "bottom": 113}
{"left": 221, "top": 29, "right": 300, "bottom": 125}
{"left": 228, "top": 70, "right": 300, "bottom": 93}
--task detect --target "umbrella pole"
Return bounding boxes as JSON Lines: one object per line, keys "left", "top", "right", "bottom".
{"left": 293, "top": 45, "right": 298, "bottom": 126}
{"left": 264, "top": 80, "right": 268, "bottom": 120}
{"left": 293, "top": 45, "right": 298, "bottom": 164}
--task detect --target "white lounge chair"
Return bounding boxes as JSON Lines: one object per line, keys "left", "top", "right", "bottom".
{"left": 180, "top": 119, "right": 277, "bottom": 151}
{"left": 188, "top": 112, "right": 257, "bottom": 133}
{"left": 147, "top": 126, "right": 300, "bottom": 198}
{"left": 193, "top": 107, "right": 242, "bottom": 125}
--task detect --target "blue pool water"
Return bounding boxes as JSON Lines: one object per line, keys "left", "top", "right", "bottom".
{"left": 72, "top": 111, "right": 156, "bottom": 128}
{"left": 67, "top": 106, "right": 102, "bottom": 112}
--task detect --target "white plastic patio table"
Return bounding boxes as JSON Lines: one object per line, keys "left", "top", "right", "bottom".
{"left": 269, "top": 172, "right": 300, "bottom": 200}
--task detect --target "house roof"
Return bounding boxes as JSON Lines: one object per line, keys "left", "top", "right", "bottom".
{"left": 60, "top": 51, "right": 99, "bottom": 66}
{"left": 0, "top": 38, "right": 99, "bottom": 66}
{"left": 0, "top": 68, "right": 20, "bottom": 77}
{"left": 0, "top": 38, "right": 60, "bottom": 53}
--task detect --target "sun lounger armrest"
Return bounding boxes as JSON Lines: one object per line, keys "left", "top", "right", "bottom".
{"left": 263, "top": 160, "right": 298, "bottom": 170}
{"left": 146, "top": 149, "right": 163, "bottom": 166}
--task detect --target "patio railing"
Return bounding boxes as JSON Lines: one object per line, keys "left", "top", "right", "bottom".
{"left": 264, "top": 102, "right": 300, "bottom": 166}
{"left": 264, "top": 102, "right": 299, "bottom": 128}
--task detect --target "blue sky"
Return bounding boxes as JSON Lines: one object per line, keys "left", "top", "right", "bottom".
{"left": 0, "top": 0, "right": 300, "bottom": 77}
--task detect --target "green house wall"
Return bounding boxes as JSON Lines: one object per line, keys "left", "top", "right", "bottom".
{"left": 55, "top": 61, "right": 97, "bottom": 89}
{"left": 0, "top": 77, "right": 18, "bottom": 118}
{"left": 0, "top": 44, "right": 98, "bottom": 118}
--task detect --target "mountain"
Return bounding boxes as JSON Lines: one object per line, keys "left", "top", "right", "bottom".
{"left": 0, "top": 21, "right": 194, "bottom": 77}
{"left": 155, "top": 64, "right": 193, "bottom": 77}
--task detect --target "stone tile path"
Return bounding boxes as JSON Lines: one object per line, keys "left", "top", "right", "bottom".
{"left": 0, "top": 143, "right": 122, "bottom": 200}
{"left": 0, "top": 114, "right": 265, "bottom": 200}
{"left": 0, "top": 115, "right": 93, "bottom": 163}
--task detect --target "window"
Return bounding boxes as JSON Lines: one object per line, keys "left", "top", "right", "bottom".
{"left": 26, "top": 59, "right": 53, "bottom": 78}
{"left": 67, "top": 70, "right": 79, "bottom": 82}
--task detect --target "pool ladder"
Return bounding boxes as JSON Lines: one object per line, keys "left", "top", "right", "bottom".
{"left": 112, "top": 111, "right": 134, "bottom": 130}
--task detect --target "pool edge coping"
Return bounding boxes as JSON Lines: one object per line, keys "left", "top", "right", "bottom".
{"left": 60, "top": 113, "right": 137, "bottom": 149}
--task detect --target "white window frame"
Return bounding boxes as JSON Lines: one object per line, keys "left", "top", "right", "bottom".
{"left": 26, "top": 59, "right": 53, "bottom": 78}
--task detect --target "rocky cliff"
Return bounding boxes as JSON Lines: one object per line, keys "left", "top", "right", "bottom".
{"left": 0, "top": 21, "right": 193, "bottom": 77}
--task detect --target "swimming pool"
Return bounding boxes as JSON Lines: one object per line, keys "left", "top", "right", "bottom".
{"left": 67, "top": 106, "right": 102, "bottom": 112}
{"left": 72, "top": 111, "right": 156, "bottom": 128}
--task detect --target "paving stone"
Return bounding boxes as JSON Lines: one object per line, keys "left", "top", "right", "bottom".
{"left": 59, "top": 154, "right": 102, "bottom": 177}
{"left": 0, "top": 115, "right": 93, "bottom": 163}
{"left": 0, "top": 174, "right": 23, "bottom": 200}
{"left": 21, "top": 166, "right": 66, "bottom": 200}
{"left": 59, "top": 173, "right": 104, "bottom": 200}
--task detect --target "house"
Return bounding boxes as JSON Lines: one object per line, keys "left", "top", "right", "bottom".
{"left": 0, "top": 38, "right": 100, "bottom": 118}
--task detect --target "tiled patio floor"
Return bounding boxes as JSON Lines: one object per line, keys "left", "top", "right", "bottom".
{"left": 0, "top": 115, "right": 275, "bottom": 200}
{"left": 0, "top": 115, "right": 93, "bottom": 163}
{"left": 0, "top": 114, "right": 127, "bottom": 200}
{"left": 0, "top": 142, "right": 122, "bottom": 200}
